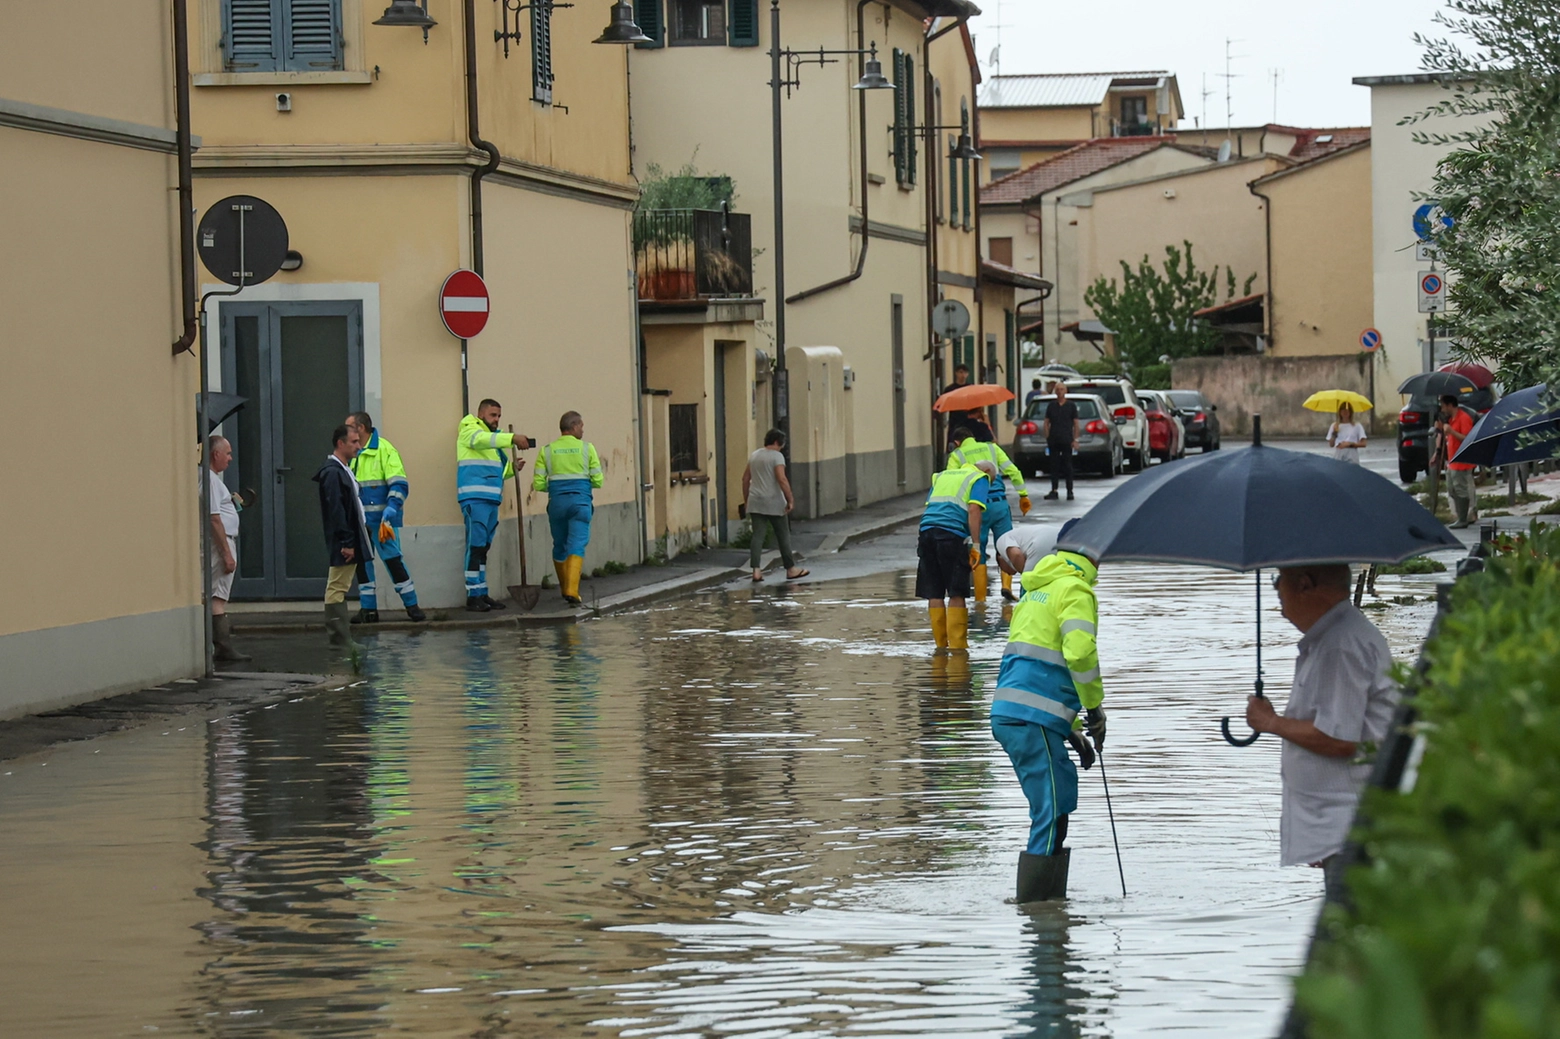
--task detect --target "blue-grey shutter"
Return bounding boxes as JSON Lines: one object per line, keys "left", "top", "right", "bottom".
{"left": 892, "top": 49, "right": 907, "bottom": 186}
{"left": 224, "top": 0, "right": 279, "bottom": 71}
{"left": 727, "top": 0, "right": 758, "bottom": 46}
{"left": 532, "top": 1, "right": 554, "bottom": 104}
{"left": 633, "top": 0, "right": 663, "bottom": 48}
{"left": 283, "top": 0, "right": 342, "bottom": 71}
{"left": 903, "top": 54, "right": 917, "bottom": 185}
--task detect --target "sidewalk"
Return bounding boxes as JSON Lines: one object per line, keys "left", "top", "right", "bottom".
{"left": 228, "top": 491, "right": 927, "bottom": 635}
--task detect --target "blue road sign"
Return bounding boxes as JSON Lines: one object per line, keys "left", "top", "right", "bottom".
{"left": 1413, "top": 203, "right": 1454, "bottom": 241}
{"left": 1360, "top": 328, "right": 1382, "bottom": 352}
{"left": 1422, "top": 273, "right": 1443, "bottom": 294}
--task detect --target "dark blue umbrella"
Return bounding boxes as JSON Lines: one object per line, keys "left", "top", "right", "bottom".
{"left": 1450, "top": 383, "right": 1560, "bottom": 467}
{"left": 1057, "top": 417, "right": 1458, "bottom": 744}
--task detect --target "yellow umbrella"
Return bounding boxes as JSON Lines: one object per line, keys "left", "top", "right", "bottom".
{"left": 1302, "top": 389, "right": 1373, "bottom": 414}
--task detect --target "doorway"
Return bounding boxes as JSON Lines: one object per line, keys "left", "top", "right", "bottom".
{"left": 713, "top": 344, "right": 729, "bottom": 544}
{"left": 891, "top": 295, "right": 907, "bottom": 487}
{"left": 221, "top": 301, "right": 364, "bottom": 599}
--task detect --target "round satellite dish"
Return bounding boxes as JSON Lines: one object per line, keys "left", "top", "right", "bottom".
{"left": 1216, "top": 140, "right": 1233, "bottom": 163}
{"left": 197, "top": 195, "right": 289, "bottom": 286}
{"left": 932, "top": 299, "right": 972, "bottom": 339}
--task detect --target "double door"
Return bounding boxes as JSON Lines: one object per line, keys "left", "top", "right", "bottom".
{"left": 220, "top": 301, "right": 364, "bottom": 600}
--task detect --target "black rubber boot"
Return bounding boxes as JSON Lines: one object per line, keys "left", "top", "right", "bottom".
{"left": 466, "top": 596, "right": 492, "bottom": 612}
{"left": 405, "top": 604, "right": 428, "bottom": 622}
{"left": 1015, "top": 849, "right": 1071, "bottom": 903}
{"left": 352, "top": 609, "right": 379, "bottom": 624}
{"left": 324, "top": 602, "right": 361, "bottom": 651}
{"left": 482, "top": 595, "right": 508, "bottom": 611}
{"left": 211, "top": 615, "right": 251, "bottom": 664}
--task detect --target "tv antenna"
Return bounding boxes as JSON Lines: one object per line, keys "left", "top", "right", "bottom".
{"left": 1217, "top": 38, "right": 1245, "bottom": 136}
{"left": 1269, "top": 68, "right": 1284, "bottom": 123}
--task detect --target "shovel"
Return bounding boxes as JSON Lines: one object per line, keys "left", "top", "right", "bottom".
{"left": 506, "top": 424, "right": 540, "bottom": 611}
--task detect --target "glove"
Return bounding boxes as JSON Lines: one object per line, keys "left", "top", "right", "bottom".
{"left": 969, "top": 548, "right": 981, "bottom": 569}
{"left": 1067, "top": 731, "right": 1096, "bottom": 771}
{"left": 1019, "top": 495, "right": 1031, "bottom": 515}
{"left": 378, "top": 521, "right": 395, "bottom": 544}
{"left": 1085, "top": 706, "right": 1107, "bottom": 751}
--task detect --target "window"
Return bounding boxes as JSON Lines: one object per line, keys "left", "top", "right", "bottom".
{"left": 988, "top": 237, "right": 1013, "bottom": 266}
{"left": 223, "top": 0, "right": 342, "bottom": 72}
{"left": 892, "top": 49, "right": 916, "bottom": 187}
{"left": 986, "top": 148, "right": 1021, "bottom": 181}
{"left": 669, "top": 404, "right": 700, "bottom": 472}
{"left": 670, "top": 0, "right": 726, "bottom": 44}
{"left": 531, "top": 0, "right": 553, "bottom": 104}
{"left": 1121, "top": 95, "right": 1148, "bottom": 126}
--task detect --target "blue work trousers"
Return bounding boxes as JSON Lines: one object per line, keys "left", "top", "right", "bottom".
{"left": 357, "top": 521, "right": 418, "bottom": 609}
{"left": 979, "top": 497, "right": 1014, "bottom": 561}
{"left": 461, "top": 501, "right": 499, "bottom": 598}
{"left": 992, "top": 717, "right": 1078, "bottom": 855}
{"left": 546, "top": 492, "right": 594, "bottom": 561}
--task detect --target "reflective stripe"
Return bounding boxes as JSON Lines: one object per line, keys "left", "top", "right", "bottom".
{"left": 1060, "top": 618, "right": 1097, "bottom": 637}
{"left": 927, "top": 470, "right": 982, "bottom": 504}
{"left": 457, "top": 484, "right": 502, "bottom": 496}
{"left": 993, "top": 687, "right": 1079, "bottom": 722}
{"left": 458, "top": 460, "right": 504, "bottom": 472}
{"left": 548, "top": 474, "right": 592, "bottom": 482}
{"left": 1004, "top": 641, "right": 1067, "bottom": 667}
{"left": 1069, "top": 666, "right": 1101, "bottom": 685}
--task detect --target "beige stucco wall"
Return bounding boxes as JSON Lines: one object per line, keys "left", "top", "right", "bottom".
{"left": 1172, "top": 353, "right": 1375, "bottom": 438}
{"left": 1072, "top": 157, "right": 1284, "bottom": 332}
{"left": 978, "top": 106, "right": 1095, "bottom": 149}
{"left": 1262, "top": 145, "right": 1374, "bottom": 361}
{"left": 0, "top": 1, "right": 202, "bottom": 715}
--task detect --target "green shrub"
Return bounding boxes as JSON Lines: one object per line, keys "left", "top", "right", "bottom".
{"left": 1375, "top": 557, "right": 1447, "bottom": 575}
{"left": 1133, "top": 363, "right": 1171, "bottom": 389}
{"left": 1540, "top": 498, "right": 1560, "bottom": 516}
{"left": 1477, "top": 491, "right": 1547, "bottom": 511}
{"left": 1296, "top": 523, "right": 1560, "bottom": 1037}
{"left": 1073, "top": 357, "right": 1123, "bottom": 377}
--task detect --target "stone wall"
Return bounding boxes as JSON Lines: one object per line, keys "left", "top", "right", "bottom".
{"left": 1171, "top": 353, "right": 1380, "bottom": 439}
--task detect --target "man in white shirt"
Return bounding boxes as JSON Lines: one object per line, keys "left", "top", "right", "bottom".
{"left": 994, "top": 520, "right": 1066, "bottom": 580}
{"left": 1246, "top": 563, "right": 1399, "bottom": 897}
{"left": 205, "top": 435, "right": 249, "bottom": 663}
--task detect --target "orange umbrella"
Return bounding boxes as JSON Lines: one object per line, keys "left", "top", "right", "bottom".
{"left": 934, "top": 383, "right": 1015, "bottom": 412}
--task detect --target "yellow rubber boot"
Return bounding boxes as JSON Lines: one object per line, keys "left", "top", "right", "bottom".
{"left": 565, "top": 555, "right": 585, "bottom": 604}
{"left": 929, "top": 604, "right": 948, "bottom": 649}
{"left": 972, "top": 564, "right": 988, "bottom": 602}
{"left": 553, "top": 560, "right": 567, "bottom": 596}
{"left": 1001, "top": 569, "right": 1015, "bottom": 601}
{"left": 947, "top": 606, "right": 970, "bottom": 651}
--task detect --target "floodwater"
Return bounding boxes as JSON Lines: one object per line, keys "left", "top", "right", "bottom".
{"left": 0, "top": 562, "right": 1442, "bottom": 1038}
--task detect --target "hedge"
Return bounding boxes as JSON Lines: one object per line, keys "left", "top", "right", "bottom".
{"left": 1296, "top": 523, "right": 1560, "bottom": 1038}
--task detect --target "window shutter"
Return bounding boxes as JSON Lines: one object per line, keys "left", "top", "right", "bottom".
{"left": 223, "top": 0, "right": 279, "bottom": 71}
{"left": 532, "top": 1, "right": 554, "bottom": 104}
{"left": 727, "top": 0, "right": 758, "bottom": 46}
{"left": 634, "top": 0, "right": 663, "bottom": 47}
{"left": 949, "top": 140, "right": 958, "bottom": 223}
{"left": 961, "top": 156, "right": 972, "bottom": 229}
{"left": 1005, "top": 310, "right": 1018, "bottom": 420}
{"left": 903, "top": 54, "right": 917, "bottom": 185}
{"left": 892, "top": 49, "right": 907, "bottom": 186}
{"left": 283, "top": 0, "right": 342, "bottom": 71}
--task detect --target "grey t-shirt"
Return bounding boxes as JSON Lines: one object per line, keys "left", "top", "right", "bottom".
{"left": 746, "top": 448, "right": 788, "bottom": 516}
{"left": 1279, "top": 600, "right": 1400, "bottom": 864}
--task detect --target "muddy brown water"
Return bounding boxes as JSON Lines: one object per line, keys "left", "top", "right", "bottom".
{"left": 0, "top": 564, "right": 1441, "bottom": 1038}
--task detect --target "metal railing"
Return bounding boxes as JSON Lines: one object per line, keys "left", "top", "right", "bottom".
{"left": 633, "top": 206, "right": 753, "bottom": 302}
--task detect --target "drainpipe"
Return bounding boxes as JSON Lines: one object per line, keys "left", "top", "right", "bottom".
{"left": 463, "top": 0, "right": 502, "bottom": 413}
{"left": 922, "top": 20, "right": 939, "bottom": 455}
{"left": 1249, "top": 179, "right": 1274, "bottom": 355}
{"left": 170, "top": 0, "right": 197, "bottom": 355}
{"left": 785, "top": 0, "right": 878, "bottom": 304}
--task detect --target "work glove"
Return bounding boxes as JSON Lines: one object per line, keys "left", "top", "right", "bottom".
{"left": 1085, "top": 706, "right": 1107, "bottom": 751}
{"left": 1019, "top": 495, "right": 1031, "bottom": 515}
{"left": 1067, "top": 730, "right": 1096, "bottom": 771}
{"left": 378, "top": 521, "right": 395, "bottom": 544}
{"left": 969, "top": 547, "right": 981, "bottom": 569}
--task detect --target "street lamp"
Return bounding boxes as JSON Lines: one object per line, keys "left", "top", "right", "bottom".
{"left": 373, "top": 0, "right": 437, "bottom": 29}
{"left": 594, "top": 0, "right": 653, "bottom": 43}
{"left": 768, "top": 0, "right": 893, "bottom": 459}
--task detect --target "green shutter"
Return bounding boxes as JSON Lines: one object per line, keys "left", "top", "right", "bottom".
{"left": 962, "top": 157, "right": 972, "bottom": 229}
{"left": 1005, "top": 309, "right": 1018, "bottom": 419}
{"left": 903, "top": 54, "right": 917, "bottom": 186}
{"left": 634, "top": 0, "right": 663, "bottom": 47}
{"left": 727, "top": 0, "right": 758, "bottom": 46}
{"left": 949, "top": 142, "right": 958, "bottom": 223}
{"left": 283, "top": 0, "right": 341, "bottom": 71}
{"left": 532, "top": 0, "right": 554, "bottom": 104}
{"left": 892, "top": 49, "right": 907, "bottom": 186}
{"left": 224, "top": 0, "right": 278, "bottom": 71}
{"left": 961, "top": 334, "right": 975, "bottom": 371}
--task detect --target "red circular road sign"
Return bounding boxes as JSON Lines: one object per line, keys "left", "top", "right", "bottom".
{"left": 439, "top": 269, "right": 490, "bottom": 339}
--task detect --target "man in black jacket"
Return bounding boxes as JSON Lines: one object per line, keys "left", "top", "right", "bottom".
{"left": 315, "top": 424, "right": 372, "bottom": 650}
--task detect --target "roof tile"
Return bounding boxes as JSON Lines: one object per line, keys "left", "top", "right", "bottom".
{"left": 980, "top": 137, "right": 1175, "bottom": 205}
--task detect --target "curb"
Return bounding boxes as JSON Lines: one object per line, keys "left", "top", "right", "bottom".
{"left": 814, "top": 509, "right": 922, "bottom": 553}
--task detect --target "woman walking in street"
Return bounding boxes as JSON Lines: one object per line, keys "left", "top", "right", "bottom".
{"left": 742, "top": 429, "right": 809, "bottom": 583}
{"left": 1326, "top": 403, "right": 1368, "bottom": 464}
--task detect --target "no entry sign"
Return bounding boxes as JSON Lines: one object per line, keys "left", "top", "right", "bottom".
{"left": 440, "top": 269, "right": 490, "bottom": 339}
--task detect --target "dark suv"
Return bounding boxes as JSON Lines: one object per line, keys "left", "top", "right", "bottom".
{"left": 1164, "top": 390, "right": 1221, "bottom": 451}
{"left": 1397, "top": 388, "right": 1496, "bottom": 483}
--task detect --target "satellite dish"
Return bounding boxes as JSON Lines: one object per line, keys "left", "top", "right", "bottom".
{"left": 1216, "top": 140, "right": 1233, "bottom": 163}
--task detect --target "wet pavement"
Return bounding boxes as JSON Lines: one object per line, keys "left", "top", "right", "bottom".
{"left": 0, "top": 502, "right": 1454, "bottom": 1037}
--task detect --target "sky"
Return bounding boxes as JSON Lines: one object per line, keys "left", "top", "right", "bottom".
{"left": 966, "top": 0, "right": 1450, "bottom": 130}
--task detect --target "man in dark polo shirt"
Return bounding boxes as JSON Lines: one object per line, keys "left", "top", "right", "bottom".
{"left": 1043, "top": 382, "right": 1080, "bottom": 501}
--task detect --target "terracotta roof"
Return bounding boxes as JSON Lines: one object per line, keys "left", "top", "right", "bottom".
{"left": 980, "top": 137, "right": 1177, "bottom": 205}
{"left": 1284, "top": 126, "right": 1370, "bottom": 161}
{"left": 979, "top": 259, "right": 1051, "bottom": 291}
{"left": 1194, "top": 292, "right": 1263, "bottom": 318}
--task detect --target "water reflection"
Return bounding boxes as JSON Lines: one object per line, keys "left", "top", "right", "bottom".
{"left": 0, "top": 563, "right": 1441, "bottom": 1037}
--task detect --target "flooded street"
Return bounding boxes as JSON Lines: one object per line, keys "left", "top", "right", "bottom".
{"left": 0, "top": 551, "right": 1443, "bottom": 1038}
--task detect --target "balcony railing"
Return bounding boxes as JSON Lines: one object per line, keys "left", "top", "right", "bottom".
{"left": 633, "top": 206, "right": 753, "bottom": 302}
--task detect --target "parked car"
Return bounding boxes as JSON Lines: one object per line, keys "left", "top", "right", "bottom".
{"left": 1012, "top": 393, "right": 1124, "bottom": 479}
{"left": 1396, "top": 385, "right": 1497, "bottom": 483}
{"left": 1163, "top": 389, "right": 1221, "bottom": 451}
{"left": 1065, "top": 377, "right": 1149, "bottom": 471}
{"left": 1138, "top": 390, "right": 1187, "bottom": 462}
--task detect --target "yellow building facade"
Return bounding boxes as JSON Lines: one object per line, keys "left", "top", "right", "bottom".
{"left": 188, "top": 0, "right": 641, "bottom": 606}
{"left": 0, "top": 1, "right": 202, "bottom": 716}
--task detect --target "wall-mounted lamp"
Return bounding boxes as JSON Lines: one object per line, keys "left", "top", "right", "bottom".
{"left": 851, "top": 49, "right": 894, "bottom": 90}
{"left": 593, "top": 0, "right": 652, "bottom": 43}
{"left": 280, "top": 250, "right": 304, "bottom": 272}
{"left": 950, "top": 131, "right": 981, "bottom": 162}
{"left": 373, "top": 0, "right": 437, "bottom": 43}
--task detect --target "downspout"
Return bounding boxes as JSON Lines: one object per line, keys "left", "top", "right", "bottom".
{"left": 170, "top": 0, "right": 197, "bottom": 355}
{"left": 1249, "top": 179, "right": 1273, "bottom": 355}
{"left": 464, "top": 0, "right": 502, "bottom": 411}
{"left": 1025, "top": 201, "right": 1043, "bottom": 351}
{"left": 785, "top": 0, "right": 877, "bottom": 304}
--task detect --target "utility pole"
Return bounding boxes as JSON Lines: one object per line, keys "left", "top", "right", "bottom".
{"left": 1269, "top": 68, "right": 1283, "bottom": 123}
{"left": 768, "top": 0, "right": 789, "bottom": 452}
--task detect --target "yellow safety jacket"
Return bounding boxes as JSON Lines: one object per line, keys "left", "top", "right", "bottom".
{"left": 456, "top": 414, "right": 520, "bottom": 505}
{"left": 532, "top": 435, "right": 603, "bottom": 500}
{"left": 991, "top": 550, "right": 1103, "bottom": 734}
{"left": 920, "top": 464, "right": 989, "bottom": 537}
{"left": 949, "top": 437, "right": 1027, "bottom": 501}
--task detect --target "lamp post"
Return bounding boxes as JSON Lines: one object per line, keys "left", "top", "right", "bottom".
{"left": 767, "top": 0, "right": 894, "bottom": 457}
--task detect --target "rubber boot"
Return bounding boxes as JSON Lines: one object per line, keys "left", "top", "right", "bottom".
{"left": 1001, "top": 570, "right": 1016, "bottom": 602}
{"left": 554, "top": 560, "right": 568, "bottom": 599}
{"left": 405, "top": 604, "right": 428, "bottom": 622}
{"left": 211, "top": 615, "right": 251, "bottom": 664}
{"left": 972, "top": 564, "right": 988, "bottom": 602}
{"left": 1015, "top": 848, "right": 1071, "bottom": 903}
{"left": 946, "top": 606, "right": 970, "bottom": 652}
{"left": 1450, "top": 493, "right": 1471, "bottom": 529}
{"left": 352, "top": 609, "right": 379, "bottom": 625}
{"left": 564, "top": 555, "right": 585, "bottom": 606}
{"left": 929, "top": 603, "right": 948, "bottom": 650}
{"left": 324, "top": 602, "right": 361, "bottom": 651}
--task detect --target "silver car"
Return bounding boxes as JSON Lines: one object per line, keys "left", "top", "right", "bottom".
{"left": 1010, "top": 393, "right": 1124, "bottom": 479}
